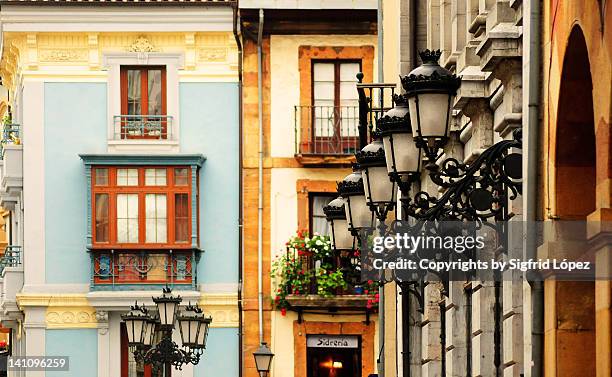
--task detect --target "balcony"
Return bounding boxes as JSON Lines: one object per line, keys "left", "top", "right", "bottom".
{"left": 90, "top": 250, "right": 199, "bottom": 291}
{"left": 0, "top": 124, "right": 22, "bottom": 210}
{"left": 294, "top": 105, "right": 360, "bottom": 165}
{"left": 112, "top": 115, "right": 173, "bottom": 140}
{"left": 272, "top": 233, "right": 377, "bottom": 321}
{"left": 0, "top": 246, "right": 24, "bottom": 319}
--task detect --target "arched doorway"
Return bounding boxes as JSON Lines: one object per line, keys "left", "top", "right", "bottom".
{"left": 548, "top": 25, "right": 597, "bottom": 377}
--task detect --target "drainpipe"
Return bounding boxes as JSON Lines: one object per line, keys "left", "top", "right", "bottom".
{"left": 232, "top": 4, "right": 244, "bottom": 377}
{"left": 523, "top": 0, "right": 542, "bottom": 376}
{"left": 376, "top": 1, "right": 385, "bottom": 376}
{"left": 257, "top": 8, "right": 265, "bottom": 346}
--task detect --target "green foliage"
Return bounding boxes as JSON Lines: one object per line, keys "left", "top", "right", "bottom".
{"left": 271, "top": 252, "right": 311, "bottom": 314}
{"left": 315, "top": 264, "right": 347, "bottom": 297}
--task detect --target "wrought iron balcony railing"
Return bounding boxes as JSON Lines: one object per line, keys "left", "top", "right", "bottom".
{"left": 0, "top": 124, "right": 21, "bottom": 158}
{"left": 0, "top": 245, "right": 22, "bottom": 274}
{"left": 91, "top": 250, "right": 197, "bottom": 290}
{"left": 113, "top": 115, "right": 172, "bottom": 140}
{"left": 294, "top": 105, "right": 360, "bottom": 156}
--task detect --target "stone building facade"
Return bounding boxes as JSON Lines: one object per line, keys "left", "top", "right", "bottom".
{"left": 380, "top": 1, "right": 531, "bottom": 376}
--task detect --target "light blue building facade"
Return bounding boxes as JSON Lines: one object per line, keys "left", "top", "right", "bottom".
{"left": 0, "top": 2, "right": 240, "bottom": 376}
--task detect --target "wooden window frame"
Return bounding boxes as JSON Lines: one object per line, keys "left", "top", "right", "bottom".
{"left": 310, "top": 59, "right": 362, "bottom": 154}
{"left": 311, "top": 59, "right": 362, "bottom": 109}
{"left": 91, "top": 166, "right": 193, "bottom": 249}
{"left": 120, "top": 65, "right": 168, "bottom": 139}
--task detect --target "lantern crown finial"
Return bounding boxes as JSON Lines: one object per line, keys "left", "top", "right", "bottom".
{"left": 418, "top": 49, "right": 442, "bottom": 64}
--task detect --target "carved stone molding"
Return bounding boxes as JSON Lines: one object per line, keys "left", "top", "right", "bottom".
{"left": 46, "top": 308, "right": 98, "bottom": 329}
{"left": 127, "top": 36, "right": 159, "bottom": 53}
{"left": 198, "top": 47, "right": 227, "bottom": 62}
{"left": 39, "top": 49, "right": 88, "bottom": 63}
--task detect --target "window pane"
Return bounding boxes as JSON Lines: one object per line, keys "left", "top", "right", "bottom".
{"left": 146, "top": 194, "right": 167, "bottom": 243}
{"left": 340, "top": 82, "right": 359, "bottom": 103}
{"left": 313, "top": 63, "right": 334, "bottom": 81}
{"left": 174, "top": 168, "right": 190, "bottom": 186}
{"left": 311, "top": 195, "right": 334, "bottom": 236}
{"left": 117, "top": 194, "right": 139, "bottom": 243}
{"left": 175, "top": 193, "right": 189, "bottom": 243}
{"left": 339, "top": 62, "right": 360, "bottom": 81}
{"left": 127, "top": 70, "right": 141, "bottom": 116}
{"left": 148, "top": 70, "right": 162, "bottom": 116}
{"left": 145, "top": 168, "right": 167, "bottom": 186}
{"left": 94, "top": 168, "right": 108, "bottom": 186}
{"left": 95, "top": 194, "right": 109, "bottom": 242}
{"left": 117, "top": 168, "right": 138, "bottom": 186}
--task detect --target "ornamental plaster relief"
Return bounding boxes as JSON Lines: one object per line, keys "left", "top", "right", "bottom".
{"left": 0, "top": 32, "right": 238, "bottom": 86}
{"left": 46, "top": 308, "right": 98, "bottom": 329}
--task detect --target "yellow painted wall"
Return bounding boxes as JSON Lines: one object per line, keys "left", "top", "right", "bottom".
{"left": 269, "top": 34, "right": 378, "bottom": 158}
{"left": 382, "top": 0, "right": 400, "bottom": 83}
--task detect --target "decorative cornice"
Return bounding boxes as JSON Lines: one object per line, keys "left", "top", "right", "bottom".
{"left": 199, "top": 293, "right": 238, "bottom": 328}
{"left": 17, "top": 294, "right": 98, "bottom": 329}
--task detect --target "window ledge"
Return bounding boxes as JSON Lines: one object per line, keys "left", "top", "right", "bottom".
{"left": 107, "top": 139, "right": 180, "bottom": 153}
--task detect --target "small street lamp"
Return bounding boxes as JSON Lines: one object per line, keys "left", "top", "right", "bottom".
{"left": 121, "top": 286, "right": 213, "bottom": 374}
{"left": 253, "top": 342, "right": 274, "bottom": 377}
{"left": 336, "top": 169, "right": 373, "bottom": 234}
{"left": 323, "top": 197, "right": 355, "bottom": 252}
{"left": 401, "top": 49, "right": 461, "bottom": 166}
{"left": 377, "top": 94, "right": 422, "bottom": 194}
{"left": 355, "top": 137, "right": 397, "bottom": 221}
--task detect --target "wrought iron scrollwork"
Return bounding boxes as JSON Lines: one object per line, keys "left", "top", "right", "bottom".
{"left": 402, "top": 129, "right": 522, "bottom": 223}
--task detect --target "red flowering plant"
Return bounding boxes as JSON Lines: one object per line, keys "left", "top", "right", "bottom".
{"left": 271, "top": 252, "right": 312, "bottom": 316}
{"left": 286, "top": 230, "right": 333, "bottom": 261}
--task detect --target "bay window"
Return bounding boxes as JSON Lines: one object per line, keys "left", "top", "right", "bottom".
{"left": 91, "top": 166, "right": 193, "bottom": 248}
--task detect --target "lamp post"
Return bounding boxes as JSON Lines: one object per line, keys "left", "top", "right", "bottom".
{"left": 121, "top": 286, "right": 212, "bottom": 375}
{"left": 253, "top": 342, "right": 274, "bottom": 377}
{"left": 324, "top": 50, "right": 523, "bottom": 377}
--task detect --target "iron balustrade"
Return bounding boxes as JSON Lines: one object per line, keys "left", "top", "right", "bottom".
{"left": 284, "top": 246, "right": 362, "bottom": 296}
{"left": 114, "top": 115, "right": 173, "bottom": 140}
{"left": 0, "top": 245, "right": 22, "bottom": 274}
{"left": 91, "top": 250, "right": 196, "bottom": 290}
{"left": 294, "top": 105, "right": 360, "bottom": 156}
{"left": 0, "top": 124, "right": 21, "bottom": 158}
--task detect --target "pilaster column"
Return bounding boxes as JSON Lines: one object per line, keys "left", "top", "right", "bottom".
{"left": 421, "top": 283, "right": 442, "bottom": 377}
{"left": 97, "top": 310, "right": 110, "bottom": 377}
{"left": 491, "top": 59, "right": 522, "bottom": 139}
{"left": 23, "top": 306, "right": 46, "bottom": 377}
{"left": 445, "top": 282, "right": 468, "bottom": 377}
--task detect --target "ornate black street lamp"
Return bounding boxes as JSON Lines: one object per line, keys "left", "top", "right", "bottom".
{"left": 336, "top": 169, "right": 373, "bottom": 234}
{"left": 377, "top": 94, "right": 422, "bottom": 194}
{"left": 355, "top": 137, "right": 397, "bottom": 221}
{"left": 402, "top": 49, "right": 461, "bottom": 167}
{"left": 324, "top": 49, "right": 523, "bottom": 377}
{"left": 121, "top": 286, "right": 212, "bottom": 375}
{"left": 253, "top": 342, "right": 274, "bottom": 377}
{"left": 323, "top": 197, "right": 355, "bottom": 252}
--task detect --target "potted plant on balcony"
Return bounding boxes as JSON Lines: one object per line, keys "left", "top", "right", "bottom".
{"left": 271, "top": 252, "right": 311, "bottom": 316}
{"left": 315, "top": 265, "right": 347, "bottom": 297}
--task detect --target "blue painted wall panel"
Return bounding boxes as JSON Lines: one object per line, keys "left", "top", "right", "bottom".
{"left": 44, "top": 83, "right": 108, "bottom": 284}
{"left": 180, "top": 83, "right": 239, "bottom": 285}
{"left": 193, "top": 328, "right": 238, "bottom": 377}
{"left": 46, "top": 329, "right": 98, "bottom": 376}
